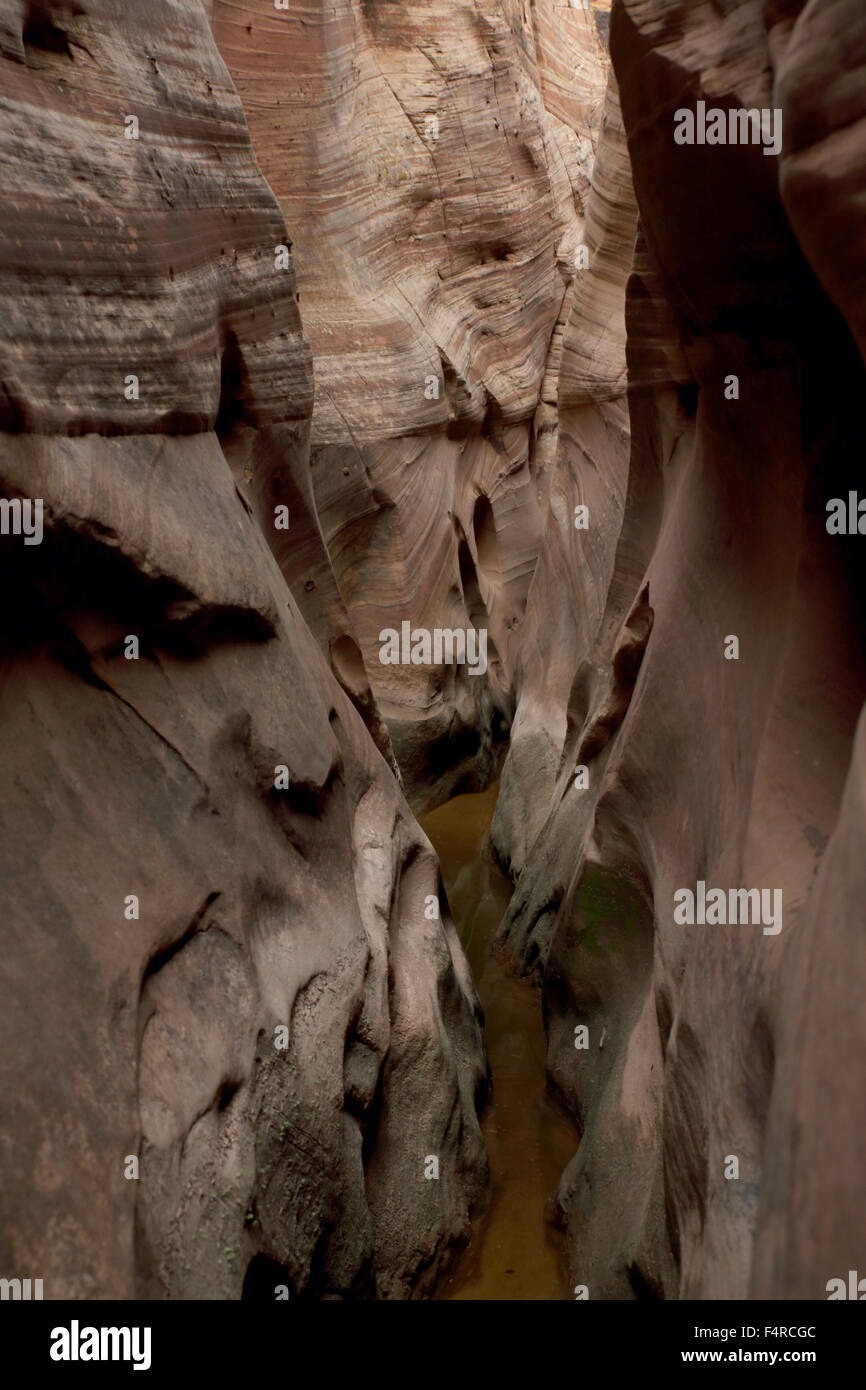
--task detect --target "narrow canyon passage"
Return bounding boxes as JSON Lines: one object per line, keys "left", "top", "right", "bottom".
{"left": 421, "top": 785, "right": 579, "bottom": 1300}
{"left": 4, "top": 0, "right": 866, "bottom": 1323}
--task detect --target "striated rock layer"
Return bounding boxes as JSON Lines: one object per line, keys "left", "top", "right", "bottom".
{"left": 495, "top": 0, "right": 866, "bottom": 1299}
{"left": 491, "top": 68, "right": 636, "bottom": 882}
{"left": 0, "top": 0, "right": 487, "bottom": 1299}
{"left": 4, "top": 0, "right": 863, "bottom": 1308}
{"left": 213, "top": 0, "right": 612, "bottom": 812}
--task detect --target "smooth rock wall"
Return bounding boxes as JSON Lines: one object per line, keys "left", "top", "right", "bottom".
{"left": 495, "top": 0, "right": 866, "bottom": 1299}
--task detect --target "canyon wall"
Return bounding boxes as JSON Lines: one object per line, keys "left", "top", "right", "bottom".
{"left": 3, "top": 0, "right": 862, "bottom": 1307}
{"left": 495, "top": 0, "right": 866, "bottom": 1299}
{"left": 0, "top": 0, "right": 487, "bottom": 1299}
{"left": 490, "top": 68, "right": 636, "bottom": 882}
{"left": 213, "top": 0, "right": 612, "bottom": 812}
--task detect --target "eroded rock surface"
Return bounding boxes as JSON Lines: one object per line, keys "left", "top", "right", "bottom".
{"left": 3, "top": 0, "right": 863, "bottom": 1308}
{"left": 213, "top": 0, "right": 612, "bottom": 811}
{"left": 495, "top": 0, "right": 866, "bottom": 1300}
{"left": 0, "top": 0, "right": 487, "bottom": 1299}
{"left": 491, "top": 70, "right": 636, "bottom": 883}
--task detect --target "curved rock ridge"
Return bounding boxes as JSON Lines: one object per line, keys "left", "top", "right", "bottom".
{"left": 491, "top": 70, "right": 637, "bottom": 881}
{"left": 494, "top": 0, "right": 866, "bottom": 1299}
{"left": 0, "top": 0, "right": 395, "bottom": 763}
{"left": 213, "top": 0, "right": 612, "bottom": 811}
{"left": 0, "top": 0, "right": 487, "bottom": 1298}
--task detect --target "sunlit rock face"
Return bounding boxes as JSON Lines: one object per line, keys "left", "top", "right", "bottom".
{"left": 213, "top": 0, "right": 611, "bottom": 812}
{"left": 0, "top": 0, "right": 487, "bottom": 1299}
{"left": 495, "top": 0, "right": 866, "bottom": 1299}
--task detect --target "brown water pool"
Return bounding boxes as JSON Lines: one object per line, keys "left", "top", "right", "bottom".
{"left": 421, "top": 782, "right": 578, "bottom": 1301}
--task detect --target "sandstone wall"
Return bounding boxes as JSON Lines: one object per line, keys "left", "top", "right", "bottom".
{"left": 0, "top": 0, "right": 487, "bottom": 1299}
{"left": 213, "top": 0, "right": 612, "bottom": 811}
{"left": 491, "top": 69, "right": 636, "bottom": 882}
{"left": 495, "top": 0, "right": 866, "bottom": 1299}
{"left": 4, "top": 0, "right": 862, "bottom": 1307}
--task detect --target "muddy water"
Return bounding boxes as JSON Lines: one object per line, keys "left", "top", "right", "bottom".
{"left": 421, "top": 782, "right": 578, "bottom": 1301}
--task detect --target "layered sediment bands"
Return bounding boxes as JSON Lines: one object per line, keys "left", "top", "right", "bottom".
{"left": 0, "top": 0, "right": 312, "bottom": 435}
{"left": 496, "top": 0, "right": 866, "bottom": 1298}
{"left": 0, "top": 0, "right": 487, "bottom": 1298}
{"left": 491, "top": 73, "right": 637, "bottom": 879}
{"left": 212, "top": 0, "right": 611, "bottom": 811}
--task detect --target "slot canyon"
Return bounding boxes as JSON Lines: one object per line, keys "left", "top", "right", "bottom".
{"left": 1, "top": 0, "right": 865, "bottom": 1310}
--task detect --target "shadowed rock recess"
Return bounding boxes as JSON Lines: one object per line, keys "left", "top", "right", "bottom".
{"left": 1, "top": 0, "right": 864, "bottom": 1304}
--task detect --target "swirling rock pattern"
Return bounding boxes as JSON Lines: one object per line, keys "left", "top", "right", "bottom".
{"left": 212, "top": 0, "right": 612, "bottom": 811}
{"left": 0, "top": 0, "right": 487, "bottom": 1299}
{"left": 3, "top": 0, "right": 862, "bottom": 1307}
